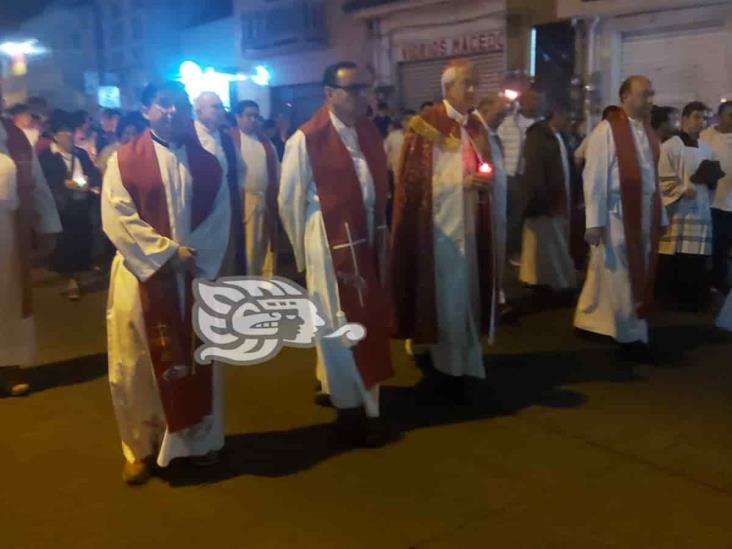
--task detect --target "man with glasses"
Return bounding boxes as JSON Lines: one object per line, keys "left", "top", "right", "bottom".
{"left": 391, "top": 58, "right": 498, "bottom": 404}
{"left": 102, "top": 81, "right": 231, "bottom": 484}
{"left": 279, "top": 61, "right": 395, "bottom": 447}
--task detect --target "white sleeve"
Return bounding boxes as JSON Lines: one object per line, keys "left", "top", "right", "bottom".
{"left": 0, "top": 158, "right": 19, "bottom": 212}
{"left": 583, "top": 121, "right": 612, "bottom": 229}
{"left": 278, "top": 130, "right": 310, "bottom": 272}
{"left": 31, "top": 153, "right": 62, "bottom": 233}
{"left": 658, "top": 137, "right": 685, "bottom": 207}
{"left": 187, "top": 175, "right": 231, "bottom": 280}
{"left": 101, "top": 152, "right": 179, "bottom": 282}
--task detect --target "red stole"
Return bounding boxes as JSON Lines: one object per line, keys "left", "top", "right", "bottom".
{"left": 231, "top": 129, "right": 279, "bottom": 246}
{"left": 606, "top": 110, "right": 662, "bottom": 318}
{"left": 390, "top": 103, "right": 498, "bottom": 343}
{"left": 301, "top": 107, "right": 393, "bottom": 388}
{"left": 117, "top": 130, "right": 222, "bottom": 432}
{"left": 3, "top": 119, "right": 35, "bottom": 318}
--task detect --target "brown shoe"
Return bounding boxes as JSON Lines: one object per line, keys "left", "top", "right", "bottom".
{"left": 122, "top": 460, "right": 152, "bottom": 485}
{"left": 1, "top": 367, "right": 30, "bottom": 397}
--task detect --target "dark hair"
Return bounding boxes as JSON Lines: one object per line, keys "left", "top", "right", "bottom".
{"left": 262, "top": 118, "right": 277, "bottom": 130}
{"left": 650, "top": 105, "right": 677, "bottom": 130}
{"left": 601, "top": 105, "right": 620, "bottom": 120}
{"left": 403, "top": 109, "right": 416, "bottom": 117}
{"left": 377, "top": 102, "right": 388, "bottom": 111}
{"left": 718, "top": 101, "right": 732, "bottom": 116}
{"left": 141, "top": 81, "right": 187, "bottom": 108}
{"left": 116, "top": 111, "right": 147, "bottom": 138}
{"left": 682, "top": 101, "right": 708, "bottom": 118}
{"left": 234, "top": 100, "right": 259, "bottom": 115}
{"left": 322, "top": 61, "right": 358, "bottom": 88}
{"left": 420, "top": 101, "right": 434, "bottom": 110}
{"left": 48, "top": 110, "right": 73, "bottom": 133}
{"left": 548, "top": 98, "right": 572, "bottom": 118}
{"left": 7, "top": 103, "right": 29, "bottom": 117}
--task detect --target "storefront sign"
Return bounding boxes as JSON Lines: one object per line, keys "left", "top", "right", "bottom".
{"left": 398, "top": 30, "right": 504, "bottom": 62}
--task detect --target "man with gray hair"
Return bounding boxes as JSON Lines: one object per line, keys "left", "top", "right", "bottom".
{"left": 391, "top": 59, "right": 499, "bottom": 403}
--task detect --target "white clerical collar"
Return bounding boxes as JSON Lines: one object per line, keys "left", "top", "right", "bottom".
{"left": 443, "top": 100, "right": 468, "bottom": 126}
{"left": 328, "top": 109, "right": 355, "bottom": 134}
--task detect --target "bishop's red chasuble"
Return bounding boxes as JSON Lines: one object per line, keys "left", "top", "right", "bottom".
{"left": 390, "top": 102, "right": 498, "bottom": 344}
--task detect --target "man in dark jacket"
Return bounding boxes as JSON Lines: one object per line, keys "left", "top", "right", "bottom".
{"left": 518, "top": 100, "right": 578, "bottom": 294}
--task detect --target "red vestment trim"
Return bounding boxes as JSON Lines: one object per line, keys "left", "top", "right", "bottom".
{"left": 300, "top": 107, "right": 393, "bottom": 388}
{"left": 117, "top": 129, "right": 222, "bottom": 432}
{"left": 606, "top": 110, "right": 662, "bottom": 318}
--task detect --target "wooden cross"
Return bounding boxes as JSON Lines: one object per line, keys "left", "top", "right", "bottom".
{"left": 332, "top": 222, "right": 367, "bottom": 307}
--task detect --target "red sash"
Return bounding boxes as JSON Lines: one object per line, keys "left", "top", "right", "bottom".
{"left": 3, "top": 119, "right": 35, "bottom": 318}
{"left": 117, "top": 129, "right": 222, "bottom": 432}
{"left": 606, "top": 110, "right": 662, "bottom": 318}
{"left": 231, "top": 129, "right": 279, "bottom": 246}
{"left": 301, "top": 107, "right": 393, "bottom": 388}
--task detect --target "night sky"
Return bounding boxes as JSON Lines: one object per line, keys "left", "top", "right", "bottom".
{"left": 0, "top": 0, "right": 55, "bottom": 32}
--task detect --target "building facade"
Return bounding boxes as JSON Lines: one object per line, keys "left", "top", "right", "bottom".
{"left": 562, "top": 0, "right": 732, "bottom": 125}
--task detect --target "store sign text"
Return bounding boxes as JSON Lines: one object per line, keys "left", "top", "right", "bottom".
{"left": 399, "top": 31, "right": 504, "bottom": 62}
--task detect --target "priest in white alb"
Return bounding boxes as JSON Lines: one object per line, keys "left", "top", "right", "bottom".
{"left": 0, "top": 84, "right": 61, "bottom": 397}
{"left": 391, "top": 59, "right": 499, "bottom": 403}
{"left": 279, "top": 62, "right": 394, "bottom": 447}
{"left": 194, "top": 91, "right": 247, "bottom": 276}
{"left": 102, "top": 82, "right": 231, "bottom": 484}
{"left": 574, "top": 76, "right": 667, "bottom": 366}
{"left": 234, "top": 99, "right": 280, "bottom": 277}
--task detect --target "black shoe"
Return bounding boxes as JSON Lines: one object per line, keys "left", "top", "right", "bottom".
{"left": 616, "top": 342, "right": 657, "bottom": 365}
{"left": 334, "top": 409, "right": 398, "bottom": 448}
{"left": 314, "top": 391, "right": 334, "bottom": 408}
{"left": 438, "top": 375, "right": 468, "bottom": 405}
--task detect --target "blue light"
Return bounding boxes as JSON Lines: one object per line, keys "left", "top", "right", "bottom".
{"left": 252, "top": 65, "right": 271, "bottom": 86}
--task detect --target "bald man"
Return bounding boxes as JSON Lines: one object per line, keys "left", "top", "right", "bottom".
{"left": 391, "top": 59, "right": 499, "bottom": 402}
{"left": 194, "top": 92, "right": 246, "bottom": 276}
{"left": 575, "top": 76, "right": 667, "bottom": 368}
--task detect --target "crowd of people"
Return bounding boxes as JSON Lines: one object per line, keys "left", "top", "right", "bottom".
{"left": 3, "top": 57, "right": 732, "bottom": 486}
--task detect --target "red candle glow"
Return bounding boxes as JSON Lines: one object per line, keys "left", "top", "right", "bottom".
{"left": 479, "top": 162, "right": 493, "bottom": 175}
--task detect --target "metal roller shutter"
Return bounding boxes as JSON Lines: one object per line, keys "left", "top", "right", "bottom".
{"left": 622, "top": 28, "right": 732, "bottom": 110}
{"left": 398, "top": 52, "right": 504, "bottom": 110}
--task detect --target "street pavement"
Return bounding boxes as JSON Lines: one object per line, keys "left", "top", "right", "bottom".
{"left": 2, "top": 270, "right": 732, "bottom": 549}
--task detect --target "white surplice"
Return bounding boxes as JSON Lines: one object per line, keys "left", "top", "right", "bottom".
{"left": 102, "top": 139, "right": 230, "bottom": 466}
{"left": 657, "top": 135, "right": 713, "bottom": 256}
{"left": 426, "top": 101, "right": 484, "bottom": 378}
{"left": 278, "top": 110, "right": 381, "bottom": 416}
{"left": 239, "top": 130, "right": 279, "bottom": 277}
{"left": 519, "top": 131, "right": 577, "bottom": 291}
{"left": 574, "top": 119, "right": 668, "bottom": 343}
{"left": 0, "top": 122, "right": 61, "bottom": 368}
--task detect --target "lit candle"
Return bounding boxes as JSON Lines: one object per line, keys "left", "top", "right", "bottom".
{"left": 479, "top": 162, "right": 493, "bottom": 175}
